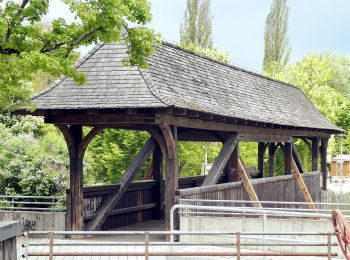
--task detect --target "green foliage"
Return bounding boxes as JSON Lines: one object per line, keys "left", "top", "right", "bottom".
{"left": 179, "top": 42, "right": 230, "bottom": 64}
{"left": 0, "top": 0, "right": 159, "bottom": 109}
{"left": 177, "top": 142, "right": 221, "bottom": 176}
{"left": 0, "top": 115, "right": 69, "bottom": 196}
{"left": 285, "top": 53, "right": 350, "bottom": 156}
{"left": 263, "top": 0, "right": 291, "bottom": 77}
{"left": 180, "top": 0, "right": 213, "bottom": 49}
{"left": 323, "top": 53, "right": 350, "bottom": 99}
{"left": 240, "top": 143, "right": 258, "bottom": 168}
{"left": 85, "top": 129, "right": 151, "bottom": 184}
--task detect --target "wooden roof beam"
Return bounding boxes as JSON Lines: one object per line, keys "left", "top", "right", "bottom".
{"left": 155, "top": 114, "right": 331, "bottom": 138}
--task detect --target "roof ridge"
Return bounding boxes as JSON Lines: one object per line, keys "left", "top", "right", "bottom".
{"left": 138, "top": 68, "right": 170, "bottom": 107}
{"left": 31, "top": 42, "right": 106, "bottom": 100}
{"left": 161, "top": 40, "right": 301, "bottom": 91}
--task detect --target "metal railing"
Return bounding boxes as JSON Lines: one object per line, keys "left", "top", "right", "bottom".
{"left": 0, "top": 195, "right": 65, "bottom": 211}
{"left": 179, "top": 198, "right": 350, "bottom": 212}
{"left": 22, "top": 230, "right": 337, "bottom": 259}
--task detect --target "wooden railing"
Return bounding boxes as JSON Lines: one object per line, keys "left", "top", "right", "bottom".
{"left": 177, "top": 172, "right": 321, "bottom": 208}
{"left": 66, "top": 175, "right": 224, "bottom": 230}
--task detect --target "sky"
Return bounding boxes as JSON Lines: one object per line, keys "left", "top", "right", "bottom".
{"left": 46, "top": 0, "right": 350, "bottom": 72}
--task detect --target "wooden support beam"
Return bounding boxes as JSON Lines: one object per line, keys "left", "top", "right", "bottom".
{"left": 46, "top": 113, "right": 155, "bottom": 125}
{"left": 56, "top": 125, "right": 84, "bottom": 231}
{"left": 300, "top": 137, "right": 312, "bottom": 150}
{"left": 237, "top": 160, "right": 262, "bottom": 208}
{"left": 268, "top": 143, "right": 277, "bottom": 177}
{"left": 159, "top": 124, "right": 178, "bottom": 232}
{"left": 257, "top": 142, "right": 265, "bottom": 178}
{"left": 152, "top": 145, "right": 163, "bottom": 219}
{"left": 156, "top": 114, "right": 332, "bottom": 138}
{"left": 320, "top": 138, "right": 329, "bottom": 190}
{"left": 292, "top": 144, "right": 306, "bottom": 173}
{"left": 311, "top": 137, "right": 319, "bottom": 172}
{"left": 227, "top": 142, "right": 240, "bottom": 182}
{"left": 202, "top": 134, "right": 238, "bottom": 186}
{"left": 185, "top": 110, "right": 200, "bottom": 118}
{"left": 291, "top": 158, "right": 316, "bottom": 210}
{"left": 284, "top": 143, "right": 292, "bottom": 175}
{"left": 84, "top": 138, "right": 155, "bottom": 231}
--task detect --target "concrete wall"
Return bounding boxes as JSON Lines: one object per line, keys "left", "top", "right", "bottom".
{"left": 0, "top": 221, "right": 20, "bottom": 260}
{"left": 180, "top": 216, "right": 342, "bottom": 257}
{"left": 0, "top": 211, "right": 66, "bottom": 232}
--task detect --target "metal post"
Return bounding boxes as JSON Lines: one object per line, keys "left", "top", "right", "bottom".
{"left": 236, "top": 232, "right": 241, "bottom": 260}
{"left": 145, "top": 231, "right": 149, "bottom": 260}
{"left": 49, "top": 231, "right": 54, "bottom": 260}
{"left": 327, "top": 232, "right": 332, "bottom": 260}
{"left": 263, "top": 212, "right": 267, "bottom": 260}
{"left": 24, "top": 232, "right": 29, "bottom": 260}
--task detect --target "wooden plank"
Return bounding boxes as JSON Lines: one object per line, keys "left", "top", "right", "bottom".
{"left": 202, "top": 134, "right": 238, "bottom": 186}
{"left": 84, "top": 138, "right": 155, "bottom": 231}
{"left": 84, "top": 203, "right": 157, "bottom": 220}
{"left": 291, "top": 158, "right": 317, "bottom": 210}
{"left": 237, "top": 159, "right": 262, "bottom": 208}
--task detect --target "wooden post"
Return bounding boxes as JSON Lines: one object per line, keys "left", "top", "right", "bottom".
{"left": 56, "top": 125, "right": 104, "bottom": 231}
{"left": 160, "top": 124, "right": 178, "bottom": 232}
{"left": 311, "top": 137, "right": 319, "bottom": 172}
{"left": 203, "top": 134, "right": 238, "bottom": 186}
{"left": 227, "top": 142, "right": 240, "bottom": 182}
{"left": 257, "top": 142, "right": 265, "bottom": 178}
{"left": 69, "top": 125, "right": 84, "bottom": 231}
{"left": 152, "top": 145, "right": 163, "bottom": 219}
{"left": 268, "top": 143, "right": 276, "bottom": 177}
{"left": 320, "top": 138, "right": 329, "bottom": 190}
{"left": 284, "top": 142, "right": 292, "bottom": 175}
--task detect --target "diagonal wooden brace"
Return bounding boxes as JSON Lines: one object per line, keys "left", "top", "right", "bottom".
{"left": 84, "top": 137, "right": 155, "bottom": 231}
{"left": 202, "top": 134, "right": 238, "bottom": 186}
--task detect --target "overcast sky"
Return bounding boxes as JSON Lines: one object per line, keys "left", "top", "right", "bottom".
{"left": 46, "top": 0, "right": 350, "bottom": 72}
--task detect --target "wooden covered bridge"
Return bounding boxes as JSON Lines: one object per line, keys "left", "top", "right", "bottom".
{"left": 17, "top": 40, "right": 342, "bottom": 232}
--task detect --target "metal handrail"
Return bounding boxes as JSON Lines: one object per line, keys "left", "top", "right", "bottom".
{"left": 0, "top": 195, "right": 65, "bottom": 212}
{"left": 179, "top": 198, "right": 350, "bottom": 207}
{"left": 23, "top": 230, "right": 337, "bottom": 260}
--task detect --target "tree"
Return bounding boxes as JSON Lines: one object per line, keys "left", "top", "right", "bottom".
{"left": 323, "top": 53, "right": 350, "bottom": 99}
{"left": 285, "top": 53, "right": 350, "bottom": 157}
{"left": 0, "top": 0, "right": 159, "bottom": 109}
{"left": 263, "top": 0, "right": 291, "bottom": 77}
{"left": 179, "top": 42, "right": 229, "bottom": 63}
{"left": 0, "top": 115, "right": 69, "bottom": 196}
{"left": 180, "top": 0, "right": 213, "bottom": 49}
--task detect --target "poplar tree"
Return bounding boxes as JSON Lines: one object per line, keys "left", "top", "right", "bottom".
{"left": 263, "top": 0, "right": 291, "bottom": 77}
{"left": 180, "top": 0, "right": 213, "bottom": 49}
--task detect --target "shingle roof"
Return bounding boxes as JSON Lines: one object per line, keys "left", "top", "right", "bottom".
{"left": 29, "top": 41, "right": 340, "bottom": 132}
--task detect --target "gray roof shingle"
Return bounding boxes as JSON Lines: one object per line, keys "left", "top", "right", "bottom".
{"left": 30, "top": 41, "right": 340, "bottom": 132}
